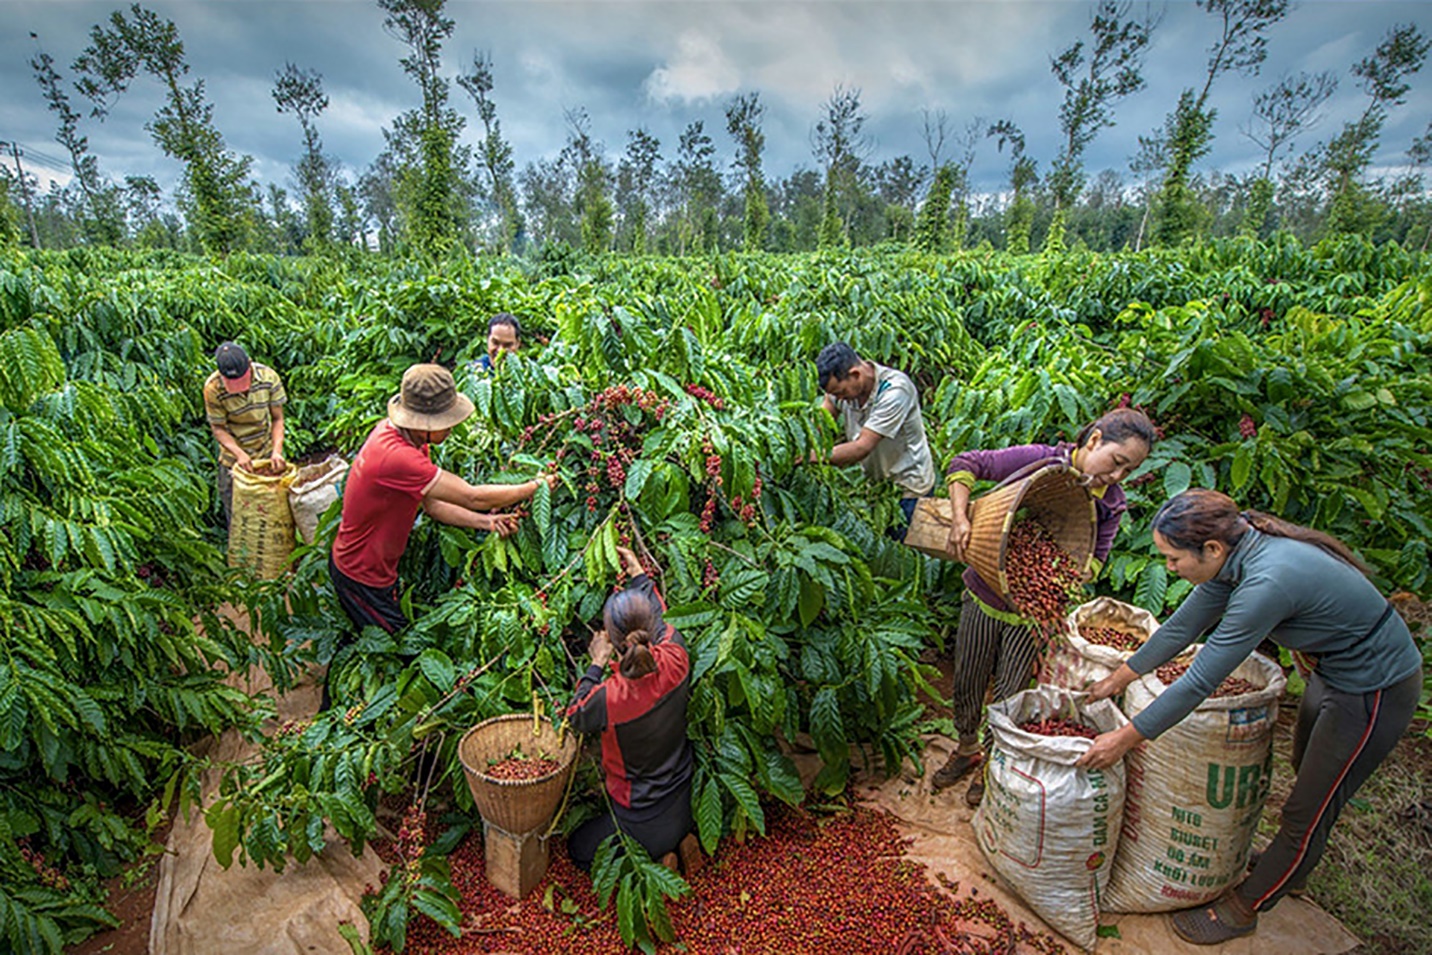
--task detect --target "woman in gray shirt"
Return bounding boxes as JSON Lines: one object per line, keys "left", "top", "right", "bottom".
{"left": 1079, "top": 489, "right": 1421, "bottom": 945}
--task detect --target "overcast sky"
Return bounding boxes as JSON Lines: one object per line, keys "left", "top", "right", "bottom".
{"left": 1, "top": 0, "right": 1428, "bottom": 200}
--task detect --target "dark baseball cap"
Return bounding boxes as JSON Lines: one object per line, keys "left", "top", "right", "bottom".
{"left": 215, "top": 342, "right": 252, "bottom": 393}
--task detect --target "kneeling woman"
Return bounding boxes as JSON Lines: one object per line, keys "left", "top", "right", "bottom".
{"left": 566, "top": 547, "right": 694, "bottom": 870}
{"left": 1079, "top": 489, "right": 1421, "bottom": 945}
{"left": 931, "top": 408, "right": 1156, "bottom": 805}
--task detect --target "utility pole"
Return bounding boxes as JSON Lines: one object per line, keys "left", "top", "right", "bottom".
{"left": 0, "top": 141, "right": 41, "bottom": 248}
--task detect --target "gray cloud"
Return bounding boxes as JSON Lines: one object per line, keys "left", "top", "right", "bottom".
{"left": 2, "top": 0, "right": 1427, "bottom": 200}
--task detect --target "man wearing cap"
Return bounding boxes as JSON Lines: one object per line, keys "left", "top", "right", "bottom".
{"left": 328, "top": 363, "right": 555, "bottom": 641}
{"left": 203, "top": 342, "right": 287, "bottom": 524}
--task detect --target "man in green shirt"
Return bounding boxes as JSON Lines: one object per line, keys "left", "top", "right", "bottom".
{"left": 203, "top": 342, "right": 287, "bottom": 524}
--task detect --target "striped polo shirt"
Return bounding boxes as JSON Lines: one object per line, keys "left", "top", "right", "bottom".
{"left": 203, "top": 363, "right": 287, "bottom": 467}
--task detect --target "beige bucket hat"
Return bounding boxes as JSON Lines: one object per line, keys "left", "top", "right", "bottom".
{"left": 388, "top": 364, "right": 475, "bottom": 431}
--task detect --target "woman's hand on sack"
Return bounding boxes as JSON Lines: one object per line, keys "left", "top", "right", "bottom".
{"left": 1085, "top": 663, "right": 1137, "bottom": 702}
{"left": 1076, "top": 724, "right": 1144, "bottom": 771}
{"left": 588, "top": 629, "right": 613, "bottom": 668}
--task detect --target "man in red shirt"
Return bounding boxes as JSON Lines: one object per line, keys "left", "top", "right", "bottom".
{"left": 329, "top": 363, "right": 553, "bottom": 641}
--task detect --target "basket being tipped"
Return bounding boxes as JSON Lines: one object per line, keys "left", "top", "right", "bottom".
{"left": 965, "top": 464, "right": 1096, "bottom": 610}
{"left": 458, "top": 714, "right": 579, "bottom": 835}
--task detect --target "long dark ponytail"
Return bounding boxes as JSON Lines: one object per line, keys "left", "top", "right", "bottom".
{"left": 602, "top": 587, "right": 660, "bottom": 679}
{"left": 1153, "top": 489, "right": 1370, "bottom": 576}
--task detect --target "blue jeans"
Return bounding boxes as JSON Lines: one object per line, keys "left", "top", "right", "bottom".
{"left": 887, "top": 497, "right": 920, "bottom": 542}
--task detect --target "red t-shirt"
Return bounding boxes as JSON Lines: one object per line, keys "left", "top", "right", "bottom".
{"left": 331, "top": 420, "right": 441, "bottom": 587}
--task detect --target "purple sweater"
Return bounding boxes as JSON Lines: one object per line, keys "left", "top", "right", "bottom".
{"left": 945, "top": 442, "right": 1127, "bottom": 614}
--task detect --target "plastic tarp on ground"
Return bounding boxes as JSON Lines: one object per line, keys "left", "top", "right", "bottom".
{"left": 150, "top": 610, "right": 384, "bottom": 955}
{"left": 791, "top": 735, "right": 1359, "bottom": 955}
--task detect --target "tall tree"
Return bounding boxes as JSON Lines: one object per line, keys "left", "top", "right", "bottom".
{"left": 457, "top": 52, "right": 522, "bottom": 251}
{"left": 616, "top": 128, "right": 660, "bottom": 254}
{"left": 518, "top": 156, "right": 575, "bottom": 248}
{"left": 675, "top": 121, "right": 721, "bottom": 254}
{"left": 811, "top": 85, "right": 872, "bottom": 248}
{"left": 563, "top": 109, "right": 612, "bottom": 254}
{"left": 122, "top": 174, "right": 166, "bottom": 245}
{"left": 767, "top": 168, "right": 824, "bottom": 251}
{"left": 0, "top": 171, "right": 23, "bottom": 248}
{"left": 334, "top": 181, "right": 363, "bottom": 246}
{"left": 1403, "top": 120, "right": 1432, "bottom": 251}
{"left": 30, "top": 38, "right": 124, "bottom": 244}
{"left": 988, "top": 120, "right": 1038, "bottom": 253}
{"left": 725, "top": 92, "right": 770, "bottom": 251}
{"left": 1321, "top": 23, "right": 1429, "bottom": 236}
{"left": 914, "top": 164, "right": 955, "bottom": 253}
{"left": 1153, "top": 0, "right": 1289, "bottom": 245}
{"left": 272, "top": 62, "right": 334, "bottom": 247}
{"left": 944, "top": 119, "right": 983, "bottom": 251}
{"left": 1047, "top": 0, "right": 1154, "bottom": 250}
{"left": 74, "top": 4, "right": 255, "bottom": 253}
{"left": 1238, "top": 70, "right": 1337, "bottom": 236}
{"left": 921, "top": 108, "right": 952, "bottom": 170}
{"left": 874, "top": 155, "right": 925, "bottom": 242}
{"left": 359, "top": 152, "right": 401, "bottom": 253}
{"left": 379, "top": 0, "right": 465, "bottom": 254}
{"left": 1128, "top": 133, "right": 1167, "bottom": 251}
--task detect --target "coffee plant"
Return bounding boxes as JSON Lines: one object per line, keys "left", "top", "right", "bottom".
{"left": 0, "top": 232, "right": 1428, "bottom": 952}
{"left": 0, "top": 262, "right": 262, "bottom": 952}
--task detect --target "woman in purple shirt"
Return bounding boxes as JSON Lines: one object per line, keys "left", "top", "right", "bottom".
{"left": 930, "top": 408, "right": 1156, "bottom": 806}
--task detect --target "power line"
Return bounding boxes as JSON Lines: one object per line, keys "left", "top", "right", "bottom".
{"left": 27, "top": 146, "right": 72, "bottom": 173}
{"left": 10, "top": 142, "right": 71, "bottom": 174}
{"left": 0, "top": 138, "right": 70, "bottom": 175}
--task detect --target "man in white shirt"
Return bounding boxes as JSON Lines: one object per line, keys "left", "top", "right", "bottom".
{"left": 813, "top": 342, "right": 936, "bottom": 533}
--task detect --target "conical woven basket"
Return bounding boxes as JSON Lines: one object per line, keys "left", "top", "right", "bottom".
{"left": 458, "top": 715, "right": 579, "bottom": 835}
{"left": 965, "top": 464, "right": 1096, "bottom": 603}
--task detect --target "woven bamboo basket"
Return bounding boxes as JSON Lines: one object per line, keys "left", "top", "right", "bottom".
{"left": 965, "top": 463, "right": 1096, "bottom": 603}
{"left": 458, "top": 715, "right": 579, "bottom": 835}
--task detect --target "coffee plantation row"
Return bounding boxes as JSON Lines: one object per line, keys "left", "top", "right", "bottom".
{"left": 0, "top": 236, "right": 1429, "bottom": 951}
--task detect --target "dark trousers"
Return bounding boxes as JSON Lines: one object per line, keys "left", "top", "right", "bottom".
{"left": 217, "top": 464, "right": 233, "bottom": 526}
{"left": 949, "top": 591, "right": 1038, "bottom": 753}
{"left": 1238, "top": 667, "right": 1421, "bottom": 911}
{"left": 325, "top": 555, "right": 408, "bottom": 709}
{"left": 886, "top": 496, "right": 920, "bottom": 542}
{"left": 568, "top": 783, "right": 694, "bottom": 871}
{"left": 329, "top": 554, "right": 407, "bottom": 635}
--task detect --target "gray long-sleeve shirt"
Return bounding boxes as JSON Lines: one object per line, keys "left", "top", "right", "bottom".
{"left": 1125, "top": 528, "right": 1421, "bottom": 740}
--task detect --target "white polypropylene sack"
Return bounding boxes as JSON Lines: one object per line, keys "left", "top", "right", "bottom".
{"left": 287, "top": 454, "right": 348, "bottom": 544}
{"left": 1103, "top": 647, "right": 1285, "bottom": 913}
{"left": 1041, "top": 597, "right": 1160, "bottom": 691}
{"left": 974, "top": 686, "right": 1128, "bottom": 951}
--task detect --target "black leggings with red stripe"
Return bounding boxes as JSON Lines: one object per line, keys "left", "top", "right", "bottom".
{"left": 1238, "top": 667, "right": 1421, "bottom": 911}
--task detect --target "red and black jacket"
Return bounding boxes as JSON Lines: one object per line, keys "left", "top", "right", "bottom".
{"left": 566, "top": 575, "right": 692, "bottom": 816}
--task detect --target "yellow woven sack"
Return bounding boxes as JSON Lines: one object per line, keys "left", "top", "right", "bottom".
{"left": 228, "top": 461, "right": 297, "bottom": 579}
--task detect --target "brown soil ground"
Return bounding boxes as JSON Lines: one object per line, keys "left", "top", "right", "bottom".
{"left": 67, "top": 820, "right": 169, "bottom": 955}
